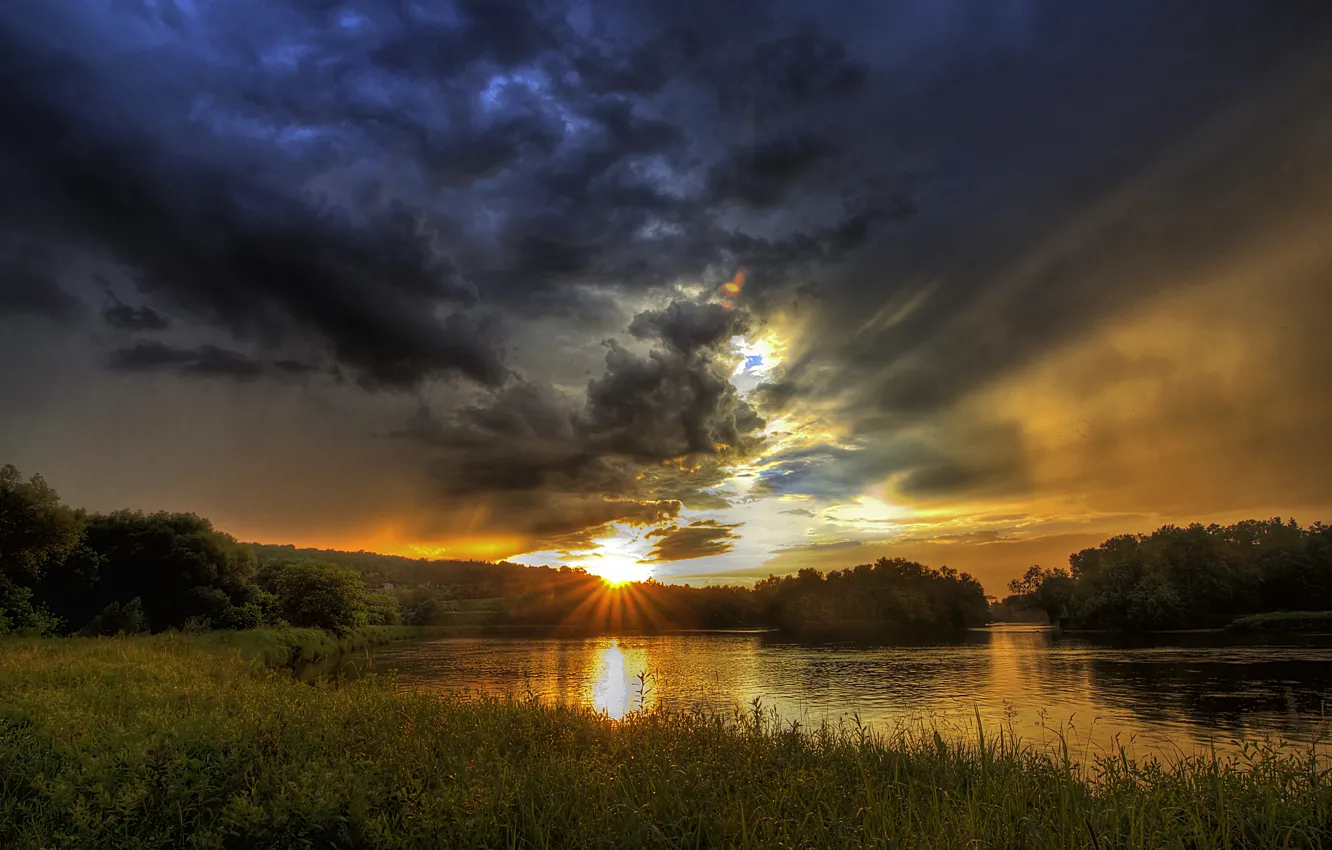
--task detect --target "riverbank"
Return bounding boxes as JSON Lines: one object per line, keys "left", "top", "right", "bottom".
{"left": 1228, "top": 611, "right": 1332, "bottom": 633}
{"left": 2, "top": 637, "right": 1329, "bottom": 848}
{"left": 174, "top": 624, "right": 455, "bottom": 665}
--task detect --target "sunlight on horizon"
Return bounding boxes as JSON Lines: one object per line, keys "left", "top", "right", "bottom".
{"left": 590, "top": 552, "right": 652, "bottom": 586}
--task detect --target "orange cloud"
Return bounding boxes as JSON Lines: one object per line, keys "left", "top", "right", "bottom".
{"left": 718, "top": 268, "right": 746, "bottom": 309}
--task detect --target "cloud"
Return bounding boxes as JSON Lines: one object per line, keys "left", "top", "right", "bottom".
{"left": 644, "top": 520, "right": 743, "bottom": 563}
{"left": 389, "top": 298, "right": 767, "bottom": 548}
{"left": 2, "top": 0, "right": 1331, "bottom": 588}
{"left": 99, "top": 286, "right": 170, "bottom": 332}
{"left": 0, "top": 241, "right": 82, "bottom": 322}
{"left": 751, "top": 20, "right": 1332, "bottom": 515}
{"left": 107, "top": 341, "right": 320, "bottom": 383}
{"left": 629, "top": 301, "right": 750, "bottom": 355}
{"left": 707, "top": 135, "right": 834, "bottom": 207}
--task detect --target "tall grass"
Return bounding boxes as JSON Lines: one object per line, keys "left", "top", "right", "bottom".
{"left": 176, "top": 625, "right": 448, "bottom": 665}
{"left": 1, "top": 636, "right": 1330, "bottom": 848}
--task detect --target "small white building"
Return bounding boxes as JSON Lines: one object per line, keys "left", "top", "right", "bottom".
{"left": 381, "top": 582, "right": 395, "bottom": 591}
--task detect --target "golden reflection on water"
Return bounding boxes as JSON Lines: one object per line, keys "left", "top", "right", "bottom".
{"left": 587, "top": 639, "right": 655, "bottom": 719}
{"left": 361, "top": 629, "right": 1332, "bottom": 759}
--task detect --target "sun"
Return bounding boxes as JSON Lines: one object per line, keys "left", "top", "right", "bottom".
{"left": 588, "top": 550, "right": 652, "bottom": 587}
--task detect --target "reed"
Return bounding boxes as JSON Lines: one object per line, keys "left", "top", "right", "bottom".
{"left": 1, "top": 635, "right": 1329, "bottom": 848}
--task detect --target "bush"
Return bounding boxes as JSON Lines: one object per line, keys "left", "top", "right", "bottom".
{"left": 265, "top": 561, "right": 369, "bottom": 635}
{"left": 78, "top": 597, "right": 150, "bottom": 636}
{"left": 405, "top": 595, "right": 453, "bottom": 626}
{"left": 0, "top": 579, "right": 59, "bottom": 636}
{"left": 214, "top": 600, "right": 268, "bottom": 630}
{"left": 364, "top": 591, "right": 401, "bottom": 626}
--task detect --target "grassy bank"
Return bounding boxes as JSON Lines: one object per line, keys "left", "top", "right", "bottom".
{"left": 2, "top": 639, "right": 1330, "bottom": 848}
{"left": 1227, "top": 611, "right": 1332, "bottom": 633}
{"left": 176, "top": 625, "right": 449, "bottom": 666}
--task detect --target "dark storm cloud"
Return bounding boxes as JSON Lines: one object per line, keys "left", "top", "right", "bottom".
{"left": 707, "top": 135, "right": 834, "bottom": 208}
{"left": 0, "top": 242, "right": 82, "bottom": 322}
{"left": 743, "top": 2, "right": 1332, "bottom": 505}
{"left": 4, "top": 0, "right": 1332, "bottom": 562}
{"left": 99, "top": 288, "right": 171, "bottom": 332}
{"left": 628, "top": 302, "right": 750, "bottom": 355}
{"left": 644, "top": 519, "right": 743, "bottom": 563}
{"left": 108, "top": 341, "right": 318, "bottom": 383}
{"left": 583, "top": 340, "right": 763, "bottom": 459}
{"left": 391, "top": 299, "right": 765, "bottom": 546}
{"left": 0, "top": 0, "right": 904, "bottom": 394}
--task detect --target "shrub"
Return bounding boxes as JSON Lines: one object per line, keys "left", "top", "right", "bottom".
{"left": 266, "top": 561, "right": 369, "bottom": 635}
{"left": 0, "top": 579, "right": 59, "bottom": 636}
{"left": 364, "top": 591, "right": 401, "bottom": 626}
{"left": 78, "top": 597, "right": 150, "bottom": 636}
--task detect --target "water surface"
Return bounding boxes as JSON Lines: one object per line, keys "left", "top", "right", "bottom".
{"left": 349, "top": 625, "right": 1332, "bottom": 760}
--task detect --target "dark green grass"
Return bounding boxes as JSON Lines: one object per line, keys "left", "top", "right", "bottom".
{"left": 178, "top": 625, "right": 458, "bottom": 665}
{"left": 1228, "top": 611, "right": 1332, "bottom": 633}
{"left": 2, "top": 636, "right": 1331, "bottom": 848}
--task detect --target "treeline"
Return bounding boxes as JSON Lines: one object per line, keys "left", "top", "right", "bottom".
{"left": 754, "top": 562, "right": 991, "bottom": 639}
{"left": 246, "top": 543, "right": 605, "bottom": 601}
{"left": 0, "top": 466, "right": 415, "bottom": 636}
{"left": 1002, "top": 519, "right": 1332, "bottom": 630}
{"left": 0, "top": 464, "right": 991, "bottom": 639}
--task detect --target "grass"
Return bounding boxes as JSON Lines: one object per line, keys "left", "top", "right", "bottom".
{"left": 178, "top": 625, "right": 450, "bottom": 666}
{"left": 1228, "top": 611, "right": 1332, "bottom": 633}
{"left": 1, "top": 637, "right": 1331, "bottom": 849}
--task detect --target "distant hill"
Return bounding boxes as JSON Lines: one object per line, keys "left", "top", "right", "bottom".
{"left": 243, "top": 542, "right": 590, "bottom": 599}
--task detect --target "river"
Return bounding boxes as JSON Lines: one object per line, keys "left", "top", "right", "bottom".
{"left": 340, "top": 624, "right": 1332, "bottom": 761}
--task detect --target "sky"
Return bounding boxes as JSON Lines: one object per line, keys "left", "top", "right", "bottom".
{"left": 3, "top": 0, "right": 1332, "bottom": 595}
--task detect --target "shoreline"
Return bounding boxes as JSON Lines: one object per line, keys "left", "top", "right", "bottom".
{"left": 2, "top": 635, "right": 1328, "bottom": 848}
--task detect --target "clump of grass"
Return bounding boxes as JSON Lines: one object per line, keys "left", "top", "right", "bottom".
{"left": 178, "top": 625, "right": 446, "bottom": 665}
{"left": 1, "top": 637, "right": 1330, "bottom": 848}
{"left": 1227, "top": 611, "right": 1332, "bottom": 633}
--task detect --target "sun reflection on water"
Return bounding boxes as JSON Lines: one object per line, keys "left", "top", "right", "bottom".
{"left": 586, "top": 639, "right": 653, "bottom": 719}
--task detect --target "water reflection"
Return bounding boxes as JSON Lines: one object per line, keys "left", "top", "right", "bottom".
{"left": 357, "top": 627, "right": 1332, "bottom": 760}
{"left": 587, "top": 640, "right": 656, "bottom": 718}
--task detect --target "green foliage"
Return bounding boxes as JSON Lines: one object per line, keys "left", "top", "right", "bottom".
{"left": 179, "top": 625, "right": 451, "bottom": 665}
{"left": 0, "top": 465, "right": 84, "bottom": 585}
{"left": 78, "top": 597, "right": 150, "bottom": 636}
{"left": 753, "top": 558, "right": 991, "bottom": 638}
{"left": 0, "top": 580, "right": 59, "bottom": 637}
{"left": 1005, "top": 519, "right": 1332, "bottom": 631}
{"left": 261, "top": 560, "right": 370, "bottom": 635}
{"left": 35, "top": 510, "right": 258, "bottom": 633}
{"left": 1, "top": 637, "right": 1330, "bottom": 849}
{"left": 363, "top": 591, "right": 402, "bottom": 626}
{"left": 396, "top": 585, "right": 458, "bottom": 626}
{"left": 0, "top": 466, "right": 80, "bottom": 633}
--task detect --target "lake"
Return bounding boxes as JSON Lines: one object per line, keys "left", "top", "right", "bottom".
{"left": 345, "top": 625, "right": 1332, "bottom": 761}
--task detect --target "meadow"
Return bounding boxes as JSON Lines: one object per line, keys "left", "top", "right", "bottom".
{"left": 2, "top": 634, "right": 1331, "bottom": 848}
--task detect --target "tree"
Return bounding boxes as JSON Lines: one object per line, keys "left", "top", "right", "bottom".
{"left": 0, "top": 581, "right": 60, "bottom": 636}
{"left": 0, "top": 464, "right": 84, "bottom": 584}
{"left": 261, "top": 561, "right": 369, "bottom": 635}
{"left": 36, "top": 511, "right": 258, "bottom": 633}
{"left": 0, "top": 465, "right": 83, "bottom": 634}
{"left": 1007, "top": 565, "right": 1049, "bottom": 597}
{"left": 79, "top": 597, "right": 150, "bottom": 636}
{"left": 364, "top": 590, "right": 401, "bottom": 626}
